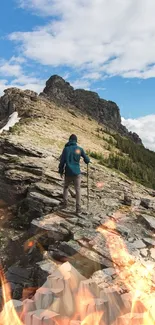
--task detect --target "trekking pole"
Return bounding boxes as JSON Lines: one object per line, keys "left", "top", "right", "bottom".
{"left": 87, "top": 164, "right": 89, "bottom": 211}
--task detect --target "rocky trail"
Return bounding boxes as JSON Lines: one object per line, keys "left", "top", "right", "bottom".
{"left": 0, "top": 82, "right": 155, "bottom": 322}
{"left": 0, "top": 136, "right": 154, "bottom": 306}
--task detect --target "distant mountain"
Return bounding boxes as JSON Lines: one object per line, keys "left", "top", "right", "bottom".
{"left": 0, "top": 77, "right": 155, "bottom": 190}
{"left": 40, "top": 75, "right": 142, "bottom": 145}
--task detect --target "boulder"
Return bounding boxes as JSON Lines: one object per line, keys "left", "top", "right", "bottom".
{"left": 140, "top": 198, "right": 153, "bottom": 209}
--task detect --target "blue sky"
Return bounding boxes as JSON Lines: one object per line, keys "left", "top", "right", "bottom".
{"left": 0, "top": 0, "right": 155, "bottom": 150}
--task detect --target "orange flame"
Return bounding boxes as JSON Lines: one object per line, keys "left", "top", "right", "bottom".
{"left": 81, "top": 311, "right": 103, "bottom": 325}
{"left": 0, "top": 217, "right": 155, "bottom": 325}
{"left": 0, "top": 267, "right": 24, "bottom": 325}
{"left": 98, "top": 220, "right": 155, "bottom": 324}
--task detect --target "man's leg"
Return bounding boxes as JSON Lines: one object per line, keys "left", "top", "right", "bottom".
{"left": 63, "top": 176, "right": 71, "bottom": 208}
{"left": 74, "top": 174, "right": 81, "bottom": 214}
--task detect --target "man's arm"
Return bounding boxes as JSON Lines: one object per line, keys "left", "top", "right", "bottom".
{"left": 58, "top": 148, "right": 66, "bottom": 175}
{"left": 81, "top": 148, "right": 90, "bottom": 164}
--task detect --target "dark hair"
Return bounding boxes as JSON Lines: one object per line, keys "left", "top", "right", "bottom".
{"left": 69, "top": 134, "right": 77, "bottom": 142}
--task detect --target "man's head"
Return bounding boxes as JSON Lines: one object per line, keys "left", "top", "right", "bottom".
{"left": 69, "top": 134, "right": 77, "bottom": 142}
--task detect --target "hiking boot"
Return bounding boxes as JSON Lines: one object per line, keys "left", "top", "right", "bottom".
{"left": 61, "top": 200, "right": 68, "bottom": 210}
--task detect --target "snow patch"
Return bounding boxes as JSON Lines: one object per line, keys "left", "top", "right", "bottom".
{"left": 0, "top": 112, "right": 20, "bottom": 134}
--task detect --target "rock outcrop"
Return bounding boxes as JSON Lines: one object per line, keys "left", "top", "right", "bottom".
{"left": 41, "top": 75, "right": 142, "bottom": 145}
{"left": 0, "top": 88, "right": 40, "bottom": 130}
{"left": 0, "top": 77, "right": 143, "bottom": 145}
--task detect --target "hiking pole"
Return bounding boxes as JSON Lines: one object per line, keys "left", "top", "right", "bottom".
{"left": 87, "top": 164, "right": 89, "bottom": 211}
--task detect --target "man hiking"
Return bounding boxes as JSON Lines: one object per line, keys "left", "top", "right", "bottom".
{"left": 58, "top": 134, "right": 90, "bottom": 215}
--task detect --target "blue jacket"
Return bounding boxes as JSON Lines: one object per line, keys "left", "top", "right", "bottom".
{"left": 58, "top": 140, "right": 90, "bottom": 176}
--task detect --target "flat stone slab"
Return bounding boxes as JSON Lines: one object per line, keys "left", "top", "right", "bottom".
{"left": 34, "top": 182, "right": 62, "bottom": 198}
{"left": 28, "top": 191, "right": 61, "bottom": 206}
{"left": 143, "top": 237, "right": 155, "bottom": 246}
{"left": 130, "top": 240, "right": 146, "bottom": 249}
{"left": 59, "top": 240, "right": 113, "bottom": 268}
{"left": 5, "top": 169, "right": 41, "bottom": 182}
{"left": 31, "top": 214, "right": 70, "bottom": 241}
{"left": 140, "top": 248, "right": 148, "bottom": 257}
{"left": 6, "top": 266, "right": 33, "bottom": 286}
{"left": 141, "top": 214, "right": 155, "bottom": 230}
{"left": 32, "top": 214, "right": 69, "bottom": 230}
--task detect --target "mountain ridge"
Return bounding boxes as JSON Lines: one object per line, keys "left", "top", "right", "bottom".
{"left": 0, "top": 78, "right": 155, "bottom": 191}
{"left": 0, "top": 75, "right": 143, "bottom": 146}
{"left": 40, "top": 75, "right": 142, "bottom": 145}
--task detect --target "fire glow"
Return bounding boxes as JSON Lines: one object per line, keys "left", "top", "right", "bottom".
{"left": 0, "top": 268, "right": 24, "bottom": 325}
{"left": 98, "top": 220, "right": 155, "bottom": 324}
{"left": 0, "top": 220, "right": 155, "bottom": 324}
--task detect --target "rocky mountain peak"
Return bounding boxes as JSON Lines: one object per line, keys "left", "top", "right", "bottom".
{"left": 0, "top": 75, "right": 142, "bottom": 145}
{"left": 40, "top": 75, "right": 74, "bottom": 105}
{"left": 41, "top": 75, "right": 142, "bottom": 145}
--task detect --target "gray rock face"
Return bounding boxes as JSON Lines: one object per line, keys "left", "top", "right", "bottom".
{"left": 0, "top": 88, "right": 39, "bottom": 128}
{"left": 41, "top": 75, "right": 142, "bottom": 144}
{"left": 140, "top": 198, "right": 153, "bottom": 209}
{"left": 141, "top": 214, "right": 155, "bottom": 230}
{"left": 4, "top": 264, "right": 38, "bottom": 301}
{"left": 6, "top": 265, "right": 33, "bottom": 285}
{"left": 40, "top": 75, "right": 74, "bottom": 105}
{"left": 143, "top": 237, "right": 155, "bottom": 246}
{"left": 130, "top": 239, "right": 146, "bottom": 249}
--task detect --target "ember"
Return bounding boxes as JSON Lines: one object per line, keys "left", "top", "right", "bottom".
{"left": 27, "top": 241, "right": 35, "bottom": 248}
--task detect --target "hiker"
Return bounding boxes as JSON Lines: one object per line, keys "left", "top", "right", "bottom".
{"left": 58, "top": 134, "right": 90, "bottom": 215}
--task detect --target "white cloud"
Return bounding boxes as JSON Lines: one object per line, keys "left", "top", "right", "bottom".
{"left": 82, "top": 72, "right": 102, "bottom": 80}
{"left": 95, "top": 87, "right": 106, "bottom": 91}
{"left": 122, "top": 115, "right": 155, "bottom": 151}
{"left": 0, "top": 57, "right": 45, "bottom": 96}
{"left": 0, "top": 80, "right": 9, "bottom": 96}
{"left": 13, "top": 81, "right": 45, "bottom": 93}
{"left": 62, "top": 72, "right": 70, "bottom": 80}
{"left": 0, "top": 57, "right": 45, "bottom": 95}
{"left": 0, "top": 60, "right": 22, "bottom": 77}
{"left": 70, "top": 79, "right": 90, "bottom": 90}
{"left": 10, "top": 56, "right": 26, "bottom": 64}
{"left": 10, "top": 0, "right": 155, "bottom": 79}
{"left": 18, "top": 0, "right": 86, "bottom": 17}
{"left": 0, "top": 78, "right": 45, "bottom": 96}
